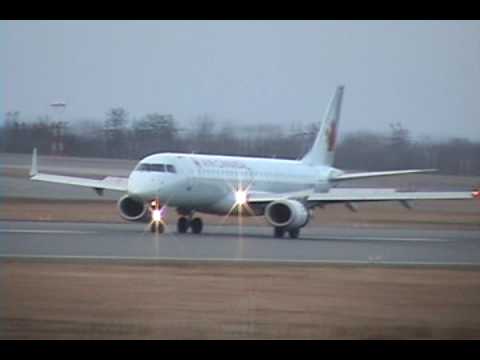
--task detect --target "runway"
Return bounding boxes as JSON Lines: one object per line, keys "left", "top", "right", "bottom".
{"left": 1, "top": 220, "right": 480, "bottom": 265}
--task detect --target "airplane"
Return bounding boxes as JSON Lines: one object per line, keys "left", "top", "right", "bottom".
{"left": 29, "top": 86, "right": 479, "bottom": 237}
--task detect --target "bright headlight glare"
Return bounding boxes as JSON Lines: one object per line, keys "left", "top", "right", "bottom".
{"left": 235, "top": 189, "right": 248, "bottom": 205}
{"left": 152, "top": 209, "right": 162, "bottom": 222}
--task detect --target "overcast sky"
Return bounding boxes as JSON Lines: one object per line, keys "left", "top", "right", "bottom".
{"left": 4, "top": 20, "right": 480, "bottom": 140}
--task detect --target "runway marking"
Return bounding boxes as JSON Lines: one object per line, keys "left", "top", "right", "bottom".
{"left": 1, "top": 254, "right": 479, "bottom": 267}
{"left": 0, "top": 229, "right": 95, "bottom": 234}
{"left": 316, "top": 236, "right": 450, "bottom": 243}
{"left": 205, "top": 232, "right": 452, "bottom": 242}
{"left": 0, "top": 228, "right": 451, "bottom": 242}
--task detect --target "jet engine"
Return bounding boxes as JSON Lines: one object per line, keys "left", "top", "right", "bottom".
{"left": 264, "top": 199, "right": 310, "bottom": 229}
{"left": 117, "top": 195, "right": 149, "bottom": 222}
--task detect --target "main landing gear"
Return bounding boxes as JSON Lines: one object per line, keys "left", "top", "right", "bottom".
{"left": 274, "top": 226, "right": 300, "bottom": 239}
{"left": 177, "top": 216, "right": 203, "bottom": 234}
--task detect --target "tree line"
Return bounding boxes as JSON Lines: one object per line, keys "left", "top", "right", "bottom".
{"left": 1, "top": 109, "right": 479, "bottom": 176}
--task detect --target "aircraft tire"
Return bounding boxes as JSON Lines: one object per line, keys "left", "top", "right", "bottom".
{"left": 274, "top": 227, "right": 286, "bottom": 238}
{"left": 150, "top": 222, "right": 165, "bottom": 234}
{"left": 177, "top": 217, "right": 189, "bottom": 233}
{"left": 191, "top": 217, "right": 203, "bottom": 234}
{"left": 288, "top": 228, "right": 300, "bottom": 239}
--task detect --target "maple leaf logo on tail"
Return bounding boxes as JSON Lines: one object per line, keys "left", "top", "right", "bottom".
{"left": 326, "top": 120, "right": 338, "bottom": 152}
{"left": 301, "top": 85, "right": 344, "bottom": 166}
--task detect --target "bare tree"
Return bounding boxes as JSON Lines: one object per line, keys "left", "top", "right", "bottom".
{"left": 2, "top": 108, "right": 479, "bottom": 177}
{"left": 190, "top": 114, "right": 217, "bottom": 154}
{"left": 104, "top": 108, "right": 129, "bottom": 158}
{"left": 133, "top": 113, "right": 178, "bottom": 157}
{"left": 388, "top": 122, "right": 412, "bottom": 169}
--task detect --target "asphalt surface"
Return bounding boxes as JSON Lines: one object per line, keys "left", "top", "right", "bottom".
{"left": 1, "top": 220, "right": 480, "bottom": 265}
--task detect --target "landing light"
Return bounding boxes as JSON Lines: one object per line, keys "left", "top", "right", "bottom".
{"left": 152, "top": 209, "right": 162, "bottom": 222}
{"left": 235, "top": 189, "right": 248, "bottom": 205}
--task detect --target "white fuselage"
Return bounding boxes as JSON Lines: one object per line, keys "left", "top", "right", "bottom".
{"left": 127, "top": 153, "right": 341, "bottom": 215}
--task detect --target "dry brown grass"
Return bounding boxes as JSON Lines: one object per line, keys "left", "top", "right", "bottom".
{"left": 2, "top": 261, "right": 480, "bottom": 339}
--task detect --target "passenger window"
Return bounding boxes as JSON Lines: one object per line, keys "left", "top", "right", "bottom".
{"left": 166, "top": 164, "right": 176, "bottom": 173}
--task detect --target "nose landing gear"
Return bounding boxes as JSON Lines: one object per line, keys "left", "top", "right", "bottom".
{"left": 149, "top": 199, "right": 165, "bottom": 233}
{"left": 150, "top": 221, "right": 165, "bottom": 233}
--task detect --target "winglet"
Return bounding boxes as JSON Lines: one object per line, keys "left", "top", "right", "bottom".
{"left": 30, "top": 148, "right": 38, "bottom": 177}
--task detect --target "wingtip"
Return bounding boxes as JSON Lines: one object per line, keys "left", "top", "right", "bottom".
{"left": 421, "top": 168, "right": 438, "bottom": 173}
{"left": 29, "top": 148, "right": 38, "bottom": 177}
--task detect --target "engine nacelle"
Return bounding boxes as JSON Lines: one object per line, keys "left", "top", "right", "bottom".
{"left": 264, "top": 199, "right": 310, "bottom": 230}
{"left": 117, "top": 195, "right": 149, "bottom": 222}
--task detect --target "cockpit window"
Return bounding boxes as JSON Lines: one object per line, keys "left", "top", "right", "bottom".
{"left": 135, "top": 163, "right": 176, "bottom": 173}
{"left": 135, "top": 163, "right": 151, "bottom": 171}
{"left": 150, "top": 164, "right": 165, "bottom": 172}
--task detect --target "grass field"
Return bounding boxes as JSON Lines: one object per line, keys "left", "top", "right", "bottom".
{"left": 2, "top": 260, "right": 480, "bottom": 339}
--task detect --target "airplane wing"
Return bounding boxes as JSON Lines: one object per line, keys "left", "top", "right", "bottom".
{"left": 330, "top": 169, "right": 437, "bottom": 181}
{"left": 305, "top": 189, "right": 478, "bottom": 204}
{"left": 247, "top": 187, "right": 479, "bottom": 205}
{"left": 29, "top": 148, "right": 128, "bottom": 194}
{"left": 246, "top": 189, "right": 315, "bottom": 202}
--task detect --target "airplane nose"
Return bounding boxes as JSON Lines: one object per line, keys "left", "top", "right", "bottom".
{"left": 128, "top": 173, "right": 154, "bottom": 197}
{"left": 127, "top": 175, "right": 142, "bottom": 196}
{"left": 127, "top": 173, "right": 169, "bottom": 199}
